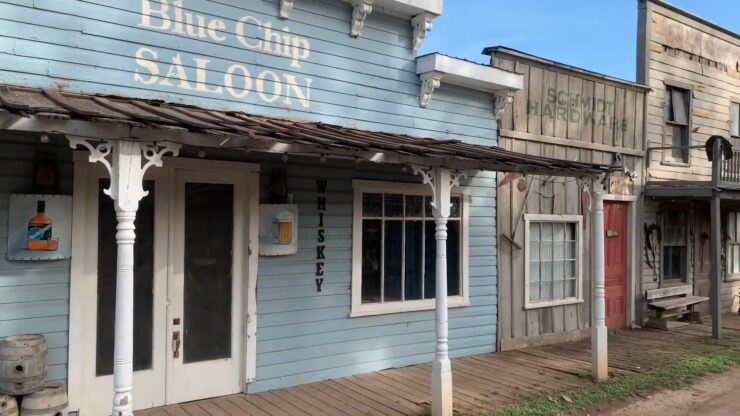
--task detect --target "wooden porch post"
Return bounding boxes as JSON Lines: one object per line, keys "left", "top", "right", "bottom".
{"left": 68, "top": 137, "right": 179, "bottom": 416}
{"left": 710, "top": 192, "right": 722, "bottom": 339}
{"left": 591, "top": 180, "right": 608, "bottom": 380}
{"left": 413, "top": 166, "right": 461, "bottom": 416}
{"left": 710, "top": 137, "right": 723, "bottom": 339}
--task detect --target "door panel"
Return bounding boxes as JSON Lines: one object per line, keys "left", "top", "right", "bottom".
{"left": 79, "top": 164, "right": 249, "bottom": 414}
{"left": 694, "top": 205, "right": 711, "bottom": 316}
{"left": 604, "top": 202, "right": 628, "bottom": 329}
{"left": 96, "top": 179, "right": 156, "bottom": 376}
{"left": 182, "top": 183, "right": 234, "bottom": 364}
{"left": 167, "top": 170, "right": 244, "bottom": 404}
{"left": 79, "top": 170, "right": 168, "bottom": 416}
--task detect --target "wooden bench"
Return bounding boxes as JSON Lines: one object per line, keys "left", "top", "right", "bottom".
{"left": 645, "top": 286, "right": 709, "bottom": 330}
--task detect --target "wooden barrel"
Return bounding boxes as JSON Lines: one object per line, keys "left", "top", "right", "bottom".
{"left": 0, "top": 395, "right": 19, "bottom": 416}
{"left": 0, "top": 335, "right": 48, "bottom": 395}
{"left": 20, "top": 383, "right": 68, "bottom": 416}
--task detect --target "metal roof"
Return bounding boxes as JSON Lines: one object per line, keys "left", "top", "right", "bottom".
{"left": 0, "top": 85, "right": 610, "bottom": 177}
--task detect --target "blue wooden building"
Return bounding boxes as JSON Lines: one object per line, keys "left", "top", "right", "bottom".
{"left": 0, "top": 1, "right": 607, "bottom": 414}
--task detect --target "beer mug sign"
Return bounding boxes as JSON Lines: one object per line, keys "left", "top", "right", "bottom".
{"left": 258, "top": 204, "right": 298, "bottom": 256}
{"left": 272, "top": 211, "right": 295, "bottom": 244}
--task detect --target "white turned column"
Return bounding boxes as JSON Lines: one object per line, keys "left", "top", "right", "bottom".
{"left": 591, "top": 182, "right": 608, "bottom": 381}
{"left": 69, "top": 137, "right": 179, "bottom": 416}
{"left": 112, "top": 208, "right": 137, "bottom": 416}
{"left": 432, "top": 215, "right": 452, "bottom": 416}
{"left": 413, "top": 166, "right": 457, "bottom": 416}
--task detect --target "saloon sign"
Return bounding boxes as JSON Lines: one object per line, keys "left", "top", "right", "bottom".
{"left": 134, "top": 0, "right": 313, "bottom": 108}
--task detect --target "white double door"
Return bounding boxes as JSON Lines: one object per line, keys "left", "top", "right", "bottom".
{"left": 77, "top": 164, "right": 249, "bottom": 414}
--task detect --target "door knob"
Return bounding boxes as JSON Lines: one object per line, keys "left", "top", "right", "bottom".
{"left": 172, "top": 331, "right": 181, "bottom": 358}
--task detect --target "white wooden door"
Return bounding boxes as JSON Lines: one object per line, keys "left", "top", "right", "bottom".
{"left": 78, "top": 166, "right": 169, "bottom": 415}
{"left": 75, "top": 162, "right": 251, "bottom": 414}
{"left": 165, "top": 169, "right": 246, "bottom": 403}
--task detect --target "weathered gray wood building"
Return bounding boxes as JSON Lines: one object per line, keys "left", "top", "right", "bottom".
{"left": 638, "top": 0, "right": 740, "bottom": 333}
{"left": 484, "top": 47, "right": 649, "bottom": 349}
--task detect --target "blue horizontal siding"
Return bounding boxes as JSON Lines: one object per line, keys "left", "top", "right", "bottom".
{"left": 0, "top": 135, "right": 72, "bottom": 386}
{"left": 0, "top": 0, "right": 498, "bottom": 145}
{"left": 249, "top": 162, "right": 497, "bottom": 392}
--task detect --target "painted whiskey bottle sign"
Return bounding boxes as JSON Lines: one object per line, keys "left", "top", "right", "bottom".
{"left": 27, "top": 200, "right": 57, "bottom": 251}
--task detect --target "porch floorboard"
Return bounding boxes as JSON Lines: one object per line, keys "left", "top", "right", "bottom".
{"left": 138, "top": 314, "right": 740, "bottom": 415}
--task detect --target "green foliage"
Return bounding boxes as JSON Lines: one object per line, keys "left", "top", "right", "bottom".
{"left": 482, "top": 351, "right": 740, "bottom": 416}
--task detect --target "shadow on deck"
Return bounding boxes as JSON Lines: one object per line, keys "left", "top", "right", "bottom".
{"left": 137, "top": 314, "right": 740, "bottom": 416}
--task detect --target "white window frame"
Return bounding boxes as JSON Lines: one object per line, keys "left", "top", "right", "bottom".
{"left": 524, "top": 214, "right": 584, "bottom": 309}
{"left": 731, "top": 101, "right": 740, "bottom": 138}
{"left": 350, "top": 180, "right": 470, "bottom": 317}
{"left": 726, "top": 211, "right": 740, "bottom": 282}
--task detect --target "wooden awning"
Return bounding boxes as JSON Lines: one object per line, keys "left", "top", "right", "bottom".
{"left": 0, "top": 84, "right": 610, "bottom": 177}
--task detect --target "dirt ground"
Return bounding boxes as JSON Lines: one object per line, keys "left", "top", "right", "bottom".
{"left": 597, "top": 365, "right": 740, "bottom": 415}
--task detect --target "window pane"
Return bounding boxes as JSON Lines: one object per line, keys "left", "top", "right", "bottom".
{"left": 361, "top": 219, "right": 382, "bottom": 303}
{"left": 183, "top": 183, "right": 233, "bottom": 363}
{"left": 566, "top": 260, "right": 577, "bottom": 279}
{"left": 553, "top": 278, "right": 564, "bottom": 300}
{"left": 540, "top": 241, "right": 553, "bottom": 261}
{"left": 541, "top": 261, "right": 553, "bottom": 285}
{"left": 565, "top": 279, "right": 576, "bottom": 298}
{"left": 530, "top": 222, "right": 540, "bottom": 241}
{"left": 424, "top": 196, "right": 434, "bottom": 218}
{"left": 405, "top": 221, "right": 423, "bottom": 301}
{"left": 530, "top": 241, "right": 540, "bottom": 262}
{"left": 566, "top": 241, "right": 577, "bottom": 260}
{"left": 553, "top": 260, "right": 565, "bottom": 281}
{"left": 96, "top": 180, "right": 155, "bottom": 376}
{"left": 553, "top": 241, "right": 564, "bottom": 260}
{"left": 362, "top": 193, "right": 382, "bottom": 217}
{"left": 565, "top": 223, "right": 576, "bottom": 241}
{"left": 405, "top": 195, "right": 423, "bottom": 217}
{"left": 671, "top": 125, "right": 687, "bottom": 161}
{"left": 450, "top": 196, "right": 461, "bottom": 218}
{"left": 424, "top": 221, "right": 436, "bottom": 299}
{"left": 385, "top": 194, "right": 404, "bottom": 218}
{"left": 384, "top": 221, "right": 403, "bottom": 301}
{"left": 541, "top": 282, "right": 553, "bottom": 301}
{"left": 530, "top": 261, "right": 540, "bottom": 283}
{"left": 541, "top": 223, "right": 553, "bottom": 241}
{"left": 732, "top": 102, "right": 739, "bottom": 137}
{"left": 530, "top": 282, "right": 540, "bottom": 302}
{"left": 732, "top": 245, "right": 740, "bottom": 274}
{"left": 553, "top": 222, "right": 565, "bottom": 241}
{"left": 447, "top": 220, "right": 461, "bottom": 296}
{"left": 671, "top": 88, "right": 688, "bottom": 124}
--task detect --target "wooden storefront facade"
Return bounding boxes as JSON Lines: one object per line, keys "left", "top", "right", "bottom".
{"left": 486, "top": 47, "right": 649, "bottom": 349}
{"left": 0, "top": 1, "right": 620, "bottom": 415}
{"left": 638, "top": 0, "right": 740, "bottom": 332}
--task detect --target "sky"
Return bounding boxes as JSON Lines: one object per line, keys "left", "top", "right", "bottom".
{"left": 418, "top": 0, "right": 739, "bottom": 82}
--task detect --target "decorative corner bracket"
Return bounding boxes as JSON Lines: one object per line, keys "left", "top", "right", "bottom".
{"left": 69, "top": 137, "right": 180, "bottom": 211}
{"left": 68, "top": 136, "right": 113, "bottom": 176}
{"left": 411, "top": 12, "right": 435, "bottom": 52}
{"left": 279, "top": 0, "right": 294, "bottom": 19}
{"left": 350, "top": 0, "right": 373, "bottom": 37}
{"left": 419, "top": 72, "right": 443, "bottom": 108}
{"left": 493, "top": 89, "right": 515, "bottom": 121}
{"left": 411, "top": 165, "right": 463, "bottom": 218}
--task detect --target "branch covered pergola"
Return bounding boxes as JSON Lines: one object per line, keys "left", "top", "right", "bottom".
{"left": 0, "top": 85, "right": 613, "bottom": 416}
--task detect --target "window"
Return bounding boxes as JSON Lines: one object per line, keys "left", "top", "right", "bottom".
{"left": 731, "top": 102, "right": 740, "bottom": 138}
{"left": 662, "top": 209, "right": 688, "bottom": 283}
{"left": 524, "top": 214, "right": 583, "bottom": 308}
{"left": 727, "top": 212, "right": 740, "bottom": 280}
{"left": 665, "top": 85, "right": 690, "bottom": 163}
{"left": 351, "top": 180, "right": 469, "bottom": 317}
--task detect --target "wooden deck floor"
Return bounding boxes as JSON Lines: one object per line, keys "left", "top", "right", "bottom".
{"left": 138, "top": 315, "right": 740, "bottom": 416}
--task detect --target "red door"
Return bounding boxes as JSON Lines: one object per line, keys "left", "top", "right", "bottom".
{"left": 604, "top": 201, "right": 628, "bottom": 329}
